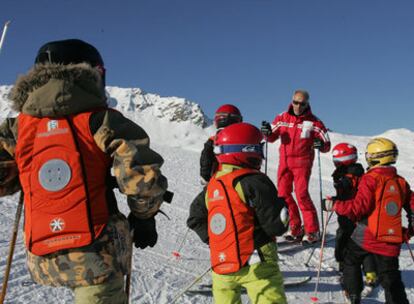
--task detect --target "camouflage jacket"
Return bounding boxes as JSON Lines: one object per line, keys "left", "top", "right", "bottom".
{"left": 0, "top": 63, "right": 167, "bottom": 287}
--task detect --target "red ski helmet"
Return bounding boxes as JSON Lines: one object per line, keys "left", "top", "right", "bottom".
{"left": 214, "top": 104, "right": 242, "bottom": 129}
{"left": 332, "top": 143, "right": 358, "bottom": 167}
{"left": 214, "top": 122, "right": 263, "bottom": 169}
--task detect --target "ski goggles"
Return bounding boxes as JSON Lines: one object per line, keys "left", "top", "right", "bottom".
{"left": 214, "top": 144, "right": 264, "bottom": 156}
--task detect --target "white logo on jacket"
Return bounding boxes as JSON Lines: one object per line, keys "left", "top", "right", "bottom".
{"left": 50, "top": 218, "right": 65, "bottom": 232}
{"left": 47, "top": 120, "right": 58, "bottom": 131}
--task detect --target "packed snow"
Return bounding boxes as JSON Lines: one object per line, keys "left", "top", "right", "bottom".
{"left": 0, "top": 85, "right": 413, "bottom": 303}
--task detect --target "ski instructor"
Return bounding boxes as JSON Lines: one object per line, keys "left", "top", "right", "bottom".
{"left": 0, "top": 39, "right": 168, "bottom": 303}
{"left": 261, "top": 89, "right": 330, "bottom": 244}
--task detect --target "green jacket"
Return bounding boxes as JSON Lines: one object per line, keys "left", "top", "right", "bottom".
{"left": 0, "top": 63, "right": 167, "bottom": 287}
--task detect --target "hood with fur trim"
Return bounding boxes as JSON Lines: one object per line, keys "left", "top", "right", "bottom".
{"left": 9, "top": 63, "right": 107, "bottom": 117}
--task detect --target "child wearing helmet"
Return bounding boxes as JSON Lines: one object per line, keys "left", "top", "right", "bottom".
{"left": 199, "top": 104, "right": 242, "bottom": 184}
{"left": 188, "top": 122, "right": 289, "bottom": 304}
{"left": 330, "top": 143, "right": 377, "bottom": 294}
{"left": 0, "top": 39, "right": 168, "bottom": 304}
{"left": 323, "top": 138, "right": 414, "bottom": 304}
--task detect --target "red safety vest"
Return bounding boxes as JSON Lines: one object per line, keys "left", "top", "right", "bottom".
{"left": 207, "top": 168, "right": 257, "bottom": 274}
{"left": 367, "top": 171, "right": 406, "bottom": 244}
{"left": 15, "top": 111, "right": 112, "bottom": 255}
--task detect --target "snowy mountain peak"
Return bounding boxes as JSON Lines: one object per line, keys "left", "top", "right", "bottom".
{"left": 0, "top": 84, "right": 214, "bottom": 150}
{"left": 106, "top": 86, "right": 210, "bottom": 128}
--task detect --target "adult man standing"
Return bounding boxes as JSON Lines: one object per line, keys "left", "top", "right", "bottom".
{"left": 0, "top": 39, "right": 168, "bottom": 303}
{"left": 262, "top": 90, "right": 330, "bottom": 244}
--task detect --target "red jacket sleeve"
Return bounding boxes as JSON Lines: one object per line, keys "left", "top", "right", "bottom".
{"left": 334, "top": 174, "right": 377, "bottom": 221}
{"left": 313, "top": 119, "right": 331, "bottom": 153}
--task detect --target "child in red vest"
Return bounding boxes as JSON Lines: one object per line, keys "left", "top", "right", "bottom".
{"left": 188, "top": 122, "right": 289, "bottom": 304}
{"left": 330, "top": 143, "right": 377, "bottom": 293}
{"left": 323, "top": 138, "right": 414, "bottom": 304}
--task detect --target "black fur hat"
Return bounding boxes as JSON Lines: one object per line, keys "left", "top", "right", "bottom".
{"left": 35, "top": 39, "right": 104, "bottom": 67}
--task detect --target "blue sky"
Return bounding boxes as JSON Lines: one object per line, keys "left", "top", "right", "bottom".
{"left": 1, "top": 0, "right": 413, "bottom": 136}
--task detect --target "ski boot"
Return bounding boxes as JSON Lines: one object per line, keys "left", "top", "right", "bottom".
{"left": 361, "top": 271, "right": 378, "bottom": 298}
{"left": 302, "top": 231, "right": 320, "bottom": 245}
{"left": 284, "top": 226, "right": 303, "bottom": 243}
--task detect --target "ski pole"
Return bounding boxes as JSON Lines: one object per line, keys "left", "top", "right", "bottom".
{"left": 310, "top": 211, "right": 332, "bottom": 303}
{"left": 317, "top": 149, "right": 324, "bottom": 235}
{"left": 261, "top": 121, "right": 269, "bottom": 175}
{"left": 170, "top": 266, "right": 211, "bottom": 304}
{"left": 172, "top": 228, "right": 190, "bottom": 259}
{"left": 264, "top": 137, "right": 268, "bottom": 175}
{"left": 0, "top": 21, "right": 11, "bottom": 54}
{"left": 0, "top": 192, "right": 23, "bottom": 304}
{"left": 125, "top": 234, "right": 134, "bottom": 303}
{"left": 405, "top": 241, "right": 414, "bottom": 264}
{"left": 304, "top": 211, "right": 334, "bottom": 267}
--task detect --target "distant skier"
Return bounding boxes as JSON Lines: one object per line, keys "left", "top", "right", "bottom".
{"left": 323, "top": 138, "right": 414, "bottom": 304}
{"left": 200, "top": 104, "right": 242, "bottom": 184}
{"left": 0, "top": 39, "right": 168, "bottom": 304}
{"left": 261, "top": 90, "right": 330, "bottom": 244}
{"left": 188, "top": 122, "right": 289, "bottom": 304}
{"left": 330, "top": 143, "right": 377, "bottom": 292}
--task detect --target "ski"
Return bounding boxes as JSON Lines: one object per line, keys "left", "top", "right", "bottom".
{"left": 186, "top": 276, "right": 312, "bottom": 295}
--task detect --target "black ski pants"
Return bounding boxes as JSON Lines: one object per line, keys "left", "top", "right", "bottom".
{"left": 342, "top": 239, "right": 408, "bottom": 304}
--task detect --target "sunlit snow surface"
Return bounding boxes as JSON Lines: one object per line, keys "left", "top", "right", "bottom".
{"left": 0, "top": 85, "right": 413, "bottom": 303}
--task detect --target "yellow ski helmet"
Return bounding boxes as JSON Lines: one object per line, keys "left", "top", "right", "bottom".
{"left": 365, "top": 137, "right": 398, "bottom": 168}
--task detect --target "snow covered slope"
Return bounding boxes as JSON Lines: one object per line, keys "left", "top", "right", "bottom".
{"left": 0, "top": 85, "right": 414, "bottom": 303}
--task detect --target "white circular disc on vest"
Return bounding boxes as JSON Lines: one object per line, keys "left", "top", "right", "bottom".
{"left": 210, "top": 213, "right": 227, "bottom": 235}
{"left": 385, "top": 201, "right": 399, "bottom": 216}
{"left": 38, "top": 159, "right": 71, "bottom": 192}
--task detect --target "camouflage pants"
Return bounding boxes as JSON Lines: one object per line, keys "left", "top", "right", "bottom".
{"left": 26, "top": 213, "right": 132, "bottom": 288}
{"left": 73, "top": 275, "right": 127, "bottom": 304}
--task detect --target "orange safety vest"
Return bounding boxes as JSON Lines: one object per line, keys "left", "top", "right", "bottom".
{"left": 367, "top": 170, "right": 407, "bottom": 244}
{"left": 15, "top": 111, "right": 112, "bottom": 255}
{"left": 207, "top": 168, "right": 257, "bottom": 274}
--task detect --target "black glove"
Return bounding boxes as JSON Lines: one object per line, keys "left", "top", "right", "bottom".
{"left": 313, "top": 138, "right": 324, "bottom": 150}
{"left": 261, "top": 121, "right": 272, "bottom": 136}
{"left": 128, "top": 214, "right": 158, "bottom": 249}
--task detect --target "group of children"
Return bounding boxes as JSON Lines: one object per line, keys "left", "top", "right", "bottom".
{"left": 187, "top": 103, "right": 414, "bottom": 304}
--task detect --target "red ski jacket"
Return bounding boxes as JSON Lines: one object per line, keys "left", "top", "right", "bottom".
{"left": 334, "top": 166, "right": 414, "bottom": 257}
{"left": 267, "top": 104, "right": 330, "bottom": 168}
